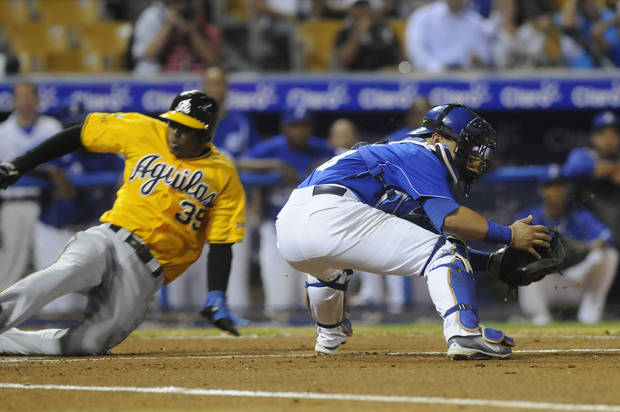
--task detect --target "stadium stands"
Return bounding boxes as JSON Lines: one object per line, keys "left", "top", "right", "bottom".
{"left": 295, "top": 20, "right": 342, "bottom": 71}
{"left": 1, "top": 0, "right": 129, "bottom": 72}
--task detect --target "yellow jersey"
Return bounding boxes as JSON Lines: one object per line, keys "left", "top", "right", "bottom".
{"left": 81, "top": 112, "right": 246, "bottom": 284}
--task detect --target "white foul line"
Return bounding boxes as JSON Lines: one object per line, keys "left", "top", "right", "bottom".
{"left": 0, "top": 382, "right": 618, "bottom": 411}
{"left": 0, "top": 347, "right": 618, "bottom": 364}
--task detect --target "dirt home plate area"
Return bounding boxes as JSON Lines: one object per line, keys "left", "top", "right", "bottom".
{"left": 0, "top": 324, "right": 619, "bottom": 411}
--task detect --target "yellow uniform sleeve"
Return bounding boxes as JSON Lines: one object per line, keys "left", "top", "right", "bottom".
{"left": 205, "top": 165, "right": 246, "bottom": 244}
{"left": 81, "top": 112, "right": 158, "bottom": 155}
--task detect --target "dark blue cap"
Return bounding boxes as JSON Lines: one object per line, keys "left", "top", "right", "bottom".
{"left": 592, "top": 111, "right": 620, "bottom": 131}
{"left": 282, "top": 106, "right": 310, "bottom": 124}
{"left": 538, "top": 164, "right": 566, "bottom": 186}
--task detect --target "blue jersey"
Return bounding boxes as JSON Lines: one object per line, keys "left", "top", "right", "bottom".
{"left": 40, "top": 151, "right": 124, "bottom": 228}
{"left": 562, "top": 147, "right": 597, "bottom": 180}
{"left": 299, "top": 138, "right": 460, "bottom": 233}
{"left": 211, "top": 110, "right": 259, "bottom": 159}
{"left": 242, "top": 134, "right": 334, "bottom": 219}
{"left": 519, "top": 205, "right": 613, "bottom": 245}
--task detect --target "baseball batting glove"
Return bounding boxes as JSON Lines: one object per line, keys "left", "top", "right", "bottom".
{"left": 487, "top": 230, "right": 569, "bottom": 299}
{"left": 0, "top": 162, "right": 21, "bottom": 190}
{"left": 200, "top": 290, "right": 243, "bottom": 336}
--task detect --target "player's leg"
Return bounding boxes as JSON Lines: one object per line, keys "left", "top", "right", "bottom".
{"left": 385, "top": 275, "right": 406, "bottom": 314}
{"left": 577, "top": 247, "right": 619, "bottom": 323}
{"left": 59, "top": 227, "right": 164, "bottom": 355}
{"left": 350, "top": 271, "right": 383, "bottom": 308}
{"left": 0, "top": 225, "right": 116, "bottom": 355}
{"left": 306, "top": 271, "right": 353, "bottom": 354}
{"left": 226, "top": 232, "right": 253, "bottom": 311}
{"left": 259, "top": 220, "right": 305, "bottom": 315}
{"left": 519, "top": 279, "right": 554, "bottom": 325}
{"left": 35, "top": 222, "right": 87, "bottom": 314}
{"left": 277, "top": 188, "right": 512, "bottom": 358}
{"left": 424, "top": 246, "right": 514, "bottom": 359}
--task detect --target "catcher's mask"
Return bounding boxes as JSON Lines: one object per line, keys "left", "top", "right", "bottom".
{"left": 412, "top": 103, "right": 496, "bottom": 195}
{"left": 159, "top": 90, "right": 219, "bottom": 144}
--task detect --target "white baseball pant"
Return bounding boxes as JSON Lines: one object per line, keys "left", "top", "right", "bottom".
{"left": 519, "top": 246, "right": 618, "bottom": 324}
{"left": 276, "top": 185, "right": 481, "bottom": 347}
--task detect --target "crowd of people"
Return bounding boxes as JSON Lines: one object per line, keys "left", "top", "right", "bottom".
{"left": 3, "top": 0, "right": 620, "bottom": 75}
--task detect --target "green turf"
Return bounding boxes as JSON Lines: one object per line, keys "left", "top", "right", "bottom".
{"left": 133, "top": 321, "right": 620, "bottom": 339}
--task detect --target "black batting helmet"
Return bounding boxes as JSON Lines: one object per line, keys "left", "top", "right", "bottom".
{"left": 159, "top": 90, "right": 219, "bottom": 141}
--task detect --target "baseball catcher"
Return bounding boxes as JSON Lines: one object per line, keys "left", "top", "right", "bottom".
{"left": 276, "top": 103, "right": 552, "bottom": 360}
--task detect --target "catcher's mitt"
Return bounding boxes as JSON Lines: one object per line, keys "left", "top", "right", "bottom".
{"left": 487, "top": 230, "right": 569, "bottom": 288}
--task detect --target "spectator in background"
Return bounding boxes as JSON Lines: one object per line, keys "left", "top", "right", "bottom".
{"left": 555, "top": 0, "right": 611, "bottom": 68}
{"left": 203, "top": 67, "right": 260, "bottom": 159}
{"left": 0, "top": 82, "right": 62, "bottom": 289}
{"left": 132, "top": 0, "right": 221, "bottom": 74}
{"left": 590, "top": 0, "right": 620, "bottom": 67}
{"left": 563, "top": 111, "right": 620, "bottom": 247}
{"left": 514, "top": 2, "right": 589, "bottom": 68}
{"left": 237, "top": 108, "right": 334, "bottom": 316}
{"left": 35, "top": 102, "right": 124, "bottom": 314}
{"left": 405, "top": 0, "right": 491, "bottom": 73}
{"left": 253, "top": 0, "right": 313, "bottom": 70}
{"left": 0, "top": 32, "right": 20, "bottom": 76}
{"left": 518, "top": 168, "right": 618, "bottom": 325}
{"left": 483, "top": 0, "right": 524, "bottom": 69}
{"left": 334, "top": 0, "right": 402, "bottom": 71}
{"left": 327, "top": 118, "right": 359, "bottom": 154}
{"left": 388, "top": 97, "right": 432, "bottom": 141}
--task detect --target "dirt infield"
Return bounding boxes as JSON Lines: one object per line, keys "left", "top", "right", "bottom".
{"left": 0, "top": 323, "right": 619, "bottom": 411}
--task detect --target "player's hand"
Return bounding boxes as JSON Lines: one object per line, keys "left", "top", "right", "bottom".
{"left": 508, "top": 215, "right": 551, "bottom": 259}
{"left": 0, "top": 162, "right": 21, "bottom": 190}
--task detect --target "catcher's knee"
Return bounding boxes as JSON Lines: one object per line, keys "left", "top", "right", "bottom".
{"left": 440, "top": 257, "right": 480, "bottom": 331}
{"left": 305, "top": 271, "right": 351, "bottom": 332}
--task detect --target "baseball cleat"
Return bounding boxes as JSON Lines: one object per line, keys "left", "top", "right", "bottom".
{"left": 447, "top": 335, "right": 512, "bottom": 360}
{"left": 314, "top": 342, "right": 341, "bottom": 355}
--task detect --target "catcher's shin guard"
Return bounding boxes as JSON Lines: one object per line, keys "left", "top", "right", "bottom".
{"left": 443, "top": 257, "right": 479, "bottom": 331}
{"left": 427, "top": 245, "right": 480, "bottom": 334}
{"left": 306, "top": 271, "right": 353, "bottom": 349}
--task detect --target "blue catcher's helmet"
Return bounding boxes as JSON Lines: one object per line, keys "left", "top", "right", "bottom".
{"left": 410, "top": 103, "right": 496, "bottom": 194}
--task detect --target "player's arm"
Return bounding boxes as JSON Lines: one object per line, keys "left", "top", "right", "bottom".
{"left": 207, "top": 243, "right": 233, "bottom": 292}
{"left": 433, "top": 201, "right": 552, "bottom": 259}
{"left": 0, "top": 124, "right": 84, "bottom": 189}
{"left": 200, "top": 242, "right": 241, "bottom": 336}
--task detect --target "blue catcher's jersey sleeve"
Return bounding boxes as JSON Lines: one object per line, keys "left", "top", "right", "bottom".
{"left": 562, "top": 148, "right": 596, "bottom": 179}
{"left": 570, "top": 209, "right": 614, "bottom": 245}
{"left": 422, "top": 197, "right": 460, "bottom": 233}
